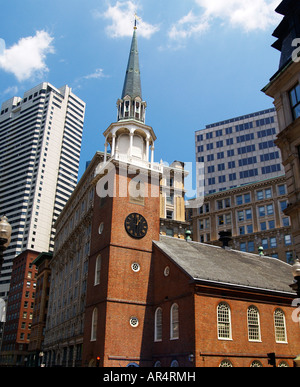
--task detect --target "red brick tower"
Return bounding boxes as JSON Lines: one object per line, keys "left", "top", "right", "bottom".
{"left": 83, "top": 23, "right": 161, "bottom": 367}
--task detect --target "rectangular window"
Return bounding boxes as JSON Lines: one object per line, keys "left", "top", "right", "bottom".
{"left": 248, "top": 241, "right": 255, "bottom": 252}
{"left": 166, "top": 211, "right": 173, "bottom": 219}
{"left": 240, "top": 242, "right": 247, "bottom": 252}
{"left": 286, "top": 251, "right": 293, "bottom": 264}
{"left": 270, "top": 237, "right": 277, "bottom": 248}
{"left": 284, "top": 235, "right": 292, "bottom": 246}
{"left": 282, "top": 217, "right": 290, "bottom": 227}
{"left": 262, "top": 239, "right": 268, "bottom": 249}
{"left": 247, "top": 224, "right": 253, "bottom": 234}
{"left": 278, "top": 185, "right": 286, "bottom": 196}
{"left": 260, "top": 222, "right": 267, "bottom": 231}
{"left": 259, "top": 206, "right": 266, "bottom": 217}
{"left": 267, "top": 204, "right": 274, "bottom": 215}
{"left": 229, "top": 173, "right": 236, "bottom": 181}
{"left": 244, "top": 193, "right": 251, "bottom": 203}
{"left": 245, "top": 209, "right": 252, "bottom": 220}
{"left": 236, "top": 195, "right": 243, "bottom": 205}
{"left": 268, "top": 220, "right": 275, "bottom": 229}
{"left": 238, "top": 211, "right": 244, "bottom": 222}
{"left": 289, "top": 84, "right": 300, "bottom": 120}
{"left": 280, "top": 201, "right": 288, "bottom": 212}
{"left": 257, "top": 190, "right": 264, "bottom": 200}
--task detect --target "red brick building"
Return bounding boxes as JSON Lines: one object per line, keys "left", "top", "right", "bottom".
{"left": 152, "top": 237, "right": 299, "bottom": 367}
{"left": 82, "top": 24, "right": 300, "bottom": 368}
{"left": 27, "top": 252, "right": 52, "bottom": 366}
{"left": 0, "top": 250, "right": 39, "bottom": 366}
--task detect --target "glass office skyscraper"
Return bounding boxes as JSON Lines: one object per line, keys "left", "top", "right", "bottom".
{"left": 0, "top": 83, "right": 85, "bottom": 297}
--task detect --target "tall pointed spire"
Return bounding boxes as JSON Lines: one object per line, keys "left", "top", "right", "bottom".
{"left": 121, "top": 22, "right": 142, "bottom": 100}
{"left": 117, "top": 18, "right": 146, "bottom": 123}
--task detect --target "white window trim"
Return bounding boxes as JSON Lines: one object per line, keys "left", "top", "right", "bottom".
{"left": 170, "top": 303, "right": 179, "bottom": 340}
{"left": 94, "top": 255, "right": 101, "bottom": 286}
{"left": 217, "top": 302, "right": 232, "bottom": 341}
{"left": 154, "top": 307, "right": 162, "bottom": 342}
{"left": 247, "top": 306, "right": 262, "bottom": 342}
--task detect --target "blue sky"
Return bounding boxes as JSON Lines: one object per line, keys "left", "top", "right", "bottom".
{"left": 0, "top": 0, "right": 283, "bottom": 182}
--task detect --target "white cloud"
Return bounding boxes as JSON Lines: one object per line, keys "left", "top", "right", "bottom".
{"left": 96, "top": 1, "right": 159, "bottom": 39}
{"left": 73, "top": 68, "right": 109, "bottom": 91}
{"left": 0, "top": 31, "right": 54, "bottom": 82}
{"left": 0, "top": 39, "right": 5, "bottom": 56}
{"left": 0, "top": 85, "right": 19, "bottom": 98}
{"left": 168, "top": 11, "right": 210, "bottom": 40}
{"left": 83, "top": 68, "right": 107, "bottom": 80}
{"left": 169, "top": 0, "right": 281, "bottom": 41}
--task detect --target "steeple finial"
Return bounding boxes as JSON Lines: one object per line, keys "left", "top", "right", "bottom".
{"left": 134, "top": 13, "right": 139, "bottom": 30}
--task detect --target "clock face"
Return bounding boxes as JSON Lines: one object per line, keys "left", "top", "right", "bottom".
{"left": 125, "top": 213, "right": 148, "bottom": 239}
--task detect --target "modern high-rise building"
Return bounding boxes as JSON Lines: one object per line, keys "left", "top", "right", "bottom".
{"left": 195, "top": 108, "right": 283, "bottom": 195}
{"left": 0, "top": 83, "right": 85, "bottom": 297}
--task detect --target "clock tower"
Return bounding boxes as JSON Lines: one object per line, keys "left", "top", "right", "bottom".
{"left": 83, "top": 23, "right": 162, "bottom": 367}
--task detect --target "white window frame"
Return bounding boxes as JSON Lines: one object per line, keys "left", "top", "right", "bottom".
{"left": 217, "top": 302, "right": 232, "bottom": 340}
{"left": 91, "top": 308, "right": 98, "bottom": 341}
{"left": 154, "top": 308, "right": 162, "bottom": 342}
{"left": 94, "top": 255, "right": 101, "bottom": 286}
{"left": 170, "top": 303, "right": 179, "bottom": 340}
{"left": 247, "top": 306, "right": 261, "bottom": 342}
{"left": 274, "top": 308, "right": 287, "bottom": 343}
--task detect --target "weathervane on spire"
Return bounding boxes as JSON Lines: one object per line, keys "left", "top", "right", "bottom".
{"left": 134, "top": 13, "right": 140, "bottom": 30}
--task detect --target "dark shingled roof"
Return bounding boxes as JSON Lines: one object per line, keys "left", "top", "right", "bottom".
{"left": 121, "top": 29, "right": 142, "bottom": 100}
{"left": 153, "top": 236, "right": 295, "bottom": 295}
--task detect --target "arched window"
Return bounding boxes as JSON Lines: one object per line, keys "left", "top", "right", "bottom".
{"left": 250, "top": 360, "right": 263, "bottom": 367}
{"left": 94, "top": 255, "right": 101, "bottom": 285}
{"left": 247, "top": 306, "right": 261, "bottom": 342}
{"left": 278, "top": 361, "right": 289, "bottom": 367}
{"left": 219, "top": 359, "right": 233, "bottom": 367}
{"left": 170, "top": 303, "right": 179, "bottom": 340}
{"left": 217, "top": 303, "right": 232, "bottom": 340}
{"left": 154, "top": 308, "right": 162, "bottom": 342}
{"left": 91, "top": 308, "right": 98, "bottom": 341}
{"left": 274, "top": 308, "right": 287, "bottom": 343}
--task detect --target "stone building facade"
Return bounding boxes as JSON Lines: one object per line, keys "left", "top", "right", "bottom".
{"left": 263, "top": 0, "right": 300, "bottom": 259}
{"left": 188, "top": 175, "right": 294, "bottom": 263}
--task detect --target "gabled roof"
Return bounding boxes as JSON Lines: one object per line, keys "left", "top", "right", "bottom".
{"left": 153, "top": 236, "right": 295, "bottom": 295}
